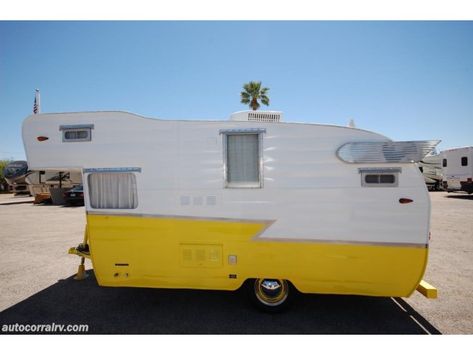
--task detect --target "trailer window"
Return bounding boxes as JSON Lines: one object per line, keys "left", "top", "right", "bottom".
{"left": 60, "top": 124, "right": 94, "bottom": 142}
{"left": 224, "top": 133, "right": 262, "bottom": 188}
{"left": 64, "top": 129, "right": 90, "bottom": 142}
{"left": 461, "top": 157, "right": 468, "bottom": 166}
{"left": 88, "top": 173, "right": 138, "bottom": 209}
{"left": 361, "top": 173, "right": 398, "bottom": 187}
{"left": 443, "top": 159, "right": 447, "bottom": 167}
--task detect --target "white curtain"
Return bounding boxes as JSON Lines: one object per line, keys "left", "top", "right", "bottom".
{"left": 227, "top": 134, "right": 259, "bottom": 184}
{"left": 88, "top": 173, "right": 138, "bottom": 209}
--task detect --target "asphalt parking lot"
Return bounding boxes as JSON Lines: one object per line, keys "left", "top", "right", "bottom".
{"left": 0, "top": 192, "right": 472, "bottom": 334}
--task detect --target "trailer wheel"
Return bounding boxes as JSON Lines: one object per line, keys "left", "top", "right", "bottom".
{"left": 248, "top": 278, "right": 293, "bottom": 312}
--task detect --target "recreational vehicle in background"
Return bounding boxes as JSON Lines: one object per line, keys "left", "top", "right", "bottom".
{"left": 418, "top": 153, "right": 443, "bottom": 191}
{"left": 25, "top": 170, "right": 82, "bottom": 203}
{"left": 441, "top": 146, "right": 473, "bottom": 194}
{"left": 2, "top": 160, "right": 82, "bottom": 199}
{"left": 22, "top": 110, "right": 439, "bottom": 311}
{"left": 2, "top": 160, "right": 30, "bottom": 195}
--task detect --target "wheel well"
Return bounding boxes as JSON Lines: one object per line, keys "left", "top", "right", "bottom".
{"left": 240, "top": 278, "right": 301, "bottom": 294}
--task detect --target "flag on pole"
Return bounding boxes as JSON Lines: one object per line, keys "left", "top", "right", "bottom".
{"left": 33, "top": 89, "right": 41, "bottom": 114}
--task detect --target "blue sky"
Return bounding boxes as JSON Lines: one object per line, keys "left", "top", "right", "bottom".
{"left": 0, "top": 21, "right": 472, "bottom": 160}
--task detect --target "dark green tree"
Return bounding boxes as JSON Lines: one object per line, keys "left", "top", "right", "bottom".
{"left": 240, "top": 81, "right": 270, "bottom": 111}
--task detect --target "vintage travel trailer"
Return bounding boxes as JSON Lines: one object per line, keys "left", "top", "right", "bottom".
{"left": 22, "top": 110, "right": 439, "bottom": 310}
{"left": 441, "top": 146, "right": 473, "bottom": 194}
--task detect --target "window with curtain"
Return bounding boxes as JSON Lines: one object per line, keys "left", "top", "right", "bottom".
{"left": 226, "top": 133, "right": 261, "bottom": 188}
{"left": 88, "top": 173, "right": 138, "bottom": 209}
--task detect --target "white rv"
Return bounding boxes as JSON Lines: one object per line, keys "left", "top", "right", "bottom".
{"left": 418, "top": 153, "right": 443, "bottom": 191}
{"left": 22, "top": 110, "right": 439, "bottom": 310}
{"left": 441, "top": 146, "right": 473, "bottom": 194}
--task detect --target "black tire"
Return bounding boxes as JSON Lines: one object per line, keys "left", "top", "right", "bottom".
{"left": 247, "top": 278, "right": 294, "bottom": 313}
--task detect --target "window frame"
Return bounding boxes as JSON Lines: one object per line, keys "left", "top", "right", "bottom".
{"left": 359, "top": 167, "right": 400, "bottom": 188}
{"left": 461, "top": 156, "right": 468, "bottom": 167}
{"left": 220, "top": 128, "right": 265, "bottom": 189}
{"left": 86, "top": 170, "right": 139, "bottom": 210}
{"left": 60, "top": 124, "right": 94, "bottom": 143}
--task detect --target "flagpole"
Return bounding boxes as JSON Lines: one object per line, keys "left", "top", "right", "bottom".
{"left": 33, "top": 89, "right": 41, "bottom": 114}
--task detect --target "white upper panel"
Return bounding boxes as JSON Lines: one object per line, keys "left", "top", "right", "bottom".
{"left": 22, "top": 111, "right": 432, "bottom": 245}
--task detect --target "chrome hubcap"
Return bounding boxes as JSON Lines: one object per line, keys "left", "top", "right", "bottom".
{"left": 254, "top": 279, "right": 288, "bottom": 307}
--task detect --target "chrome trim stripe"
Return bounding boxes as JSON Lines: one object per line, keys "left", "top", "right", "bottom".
{"left": 86, "top": 211, "right": 273, "bottom": 224}
{"left": 85, "top": 212, "right": 427, "bottom": 249}
{"left": 84, "top": 167, "right": 142, "bottom": 173}
{"left": 254, "top": 237, "right": 428, "bottom": 249}
{"left": 358, "top": 167, "right": 402, "bottom": 174}
{"left": 219, "top": 128, "right": 266, "bottom": 134}
{"left": 59, "top": 124, "right": 94, "bottom": 131}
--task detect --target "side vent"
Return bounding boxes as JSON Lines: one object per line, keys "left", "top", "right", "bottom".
{"left": 230, "top": 111, "right": 283, "bottom": 122}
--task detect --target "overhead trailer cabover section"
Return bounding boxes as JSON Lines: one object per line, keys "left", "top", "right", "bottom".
{"left": 22, "top": 110, "right": 439, "bottom": 310}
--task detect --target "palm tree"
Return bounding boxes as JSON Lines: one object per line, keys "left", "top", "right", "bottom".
{"left": 240, "top": 81, "right": 270, "bottom": 111}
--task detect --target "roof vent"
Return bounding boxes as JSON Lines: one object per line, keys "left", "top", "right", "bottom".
{"left": 230, "top": 110, "right": 283, "bottom": 122}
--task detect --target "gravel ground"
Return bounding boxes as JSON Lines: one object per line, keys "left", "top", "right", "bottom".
{"left": 404, "top": 191, "right": 473, "bottom": 334}
{"left": 0, "top": 191, "right": 471, "bottom": 334}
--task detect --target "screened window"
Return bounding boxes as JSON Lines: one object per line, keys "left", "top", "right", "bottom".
{"left": 224, "top": 133, "right": 262, "bottom": 188}
{"left": 443, "top": 159, "right": 447, "bottom": 167}
{"left": 365, "top": 174, "right": 380, "bottom": 184}
{"left": 63, "top": 128, "right": 91, "bottom": 142}
{"left": 88, "top": 173, "right": 138, "bottom": 209}
{"left": 380, "top": 174, "right": 396, "bottom": 184}
{"left": 461, "top": 156, "right": 468, "bottom": 166}
{"left": 360, "top": 171, "right": 399, "bottom": 187}
{"left": 60, "top": 124, "right": 94, "bottom": 142}
{"left": 363, "top": 174, "right": 397, "bottom": 186}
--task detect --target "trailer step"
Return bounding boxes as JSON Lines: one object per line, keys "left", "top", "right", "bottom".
{"left": 416, "top": 280, "right": 437, "bottom": 299}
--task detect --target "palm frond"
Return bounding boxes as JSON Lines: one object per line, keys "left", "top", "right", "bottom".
{"left": 240, "top": 81, "right": 270, "bottom": 110}
{"left": 260, "top": 95, "right": 270, "bottom": 106}
{"left": 260, "top": 87, "right": 269, "bottom": 95}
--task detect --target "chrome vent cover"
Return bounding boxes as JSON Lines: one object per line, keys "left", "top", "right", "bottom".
{"left": 337, "top": 140, "right": 441, "bottom": 163}
{"left": 230, "top": 111, "right": 282, "bottom": 122}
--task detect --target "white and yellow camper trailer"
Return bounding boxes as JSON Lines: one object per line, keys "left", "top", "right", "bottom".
{"left": 22, "top": 110, "right": 438, "bottom": 310}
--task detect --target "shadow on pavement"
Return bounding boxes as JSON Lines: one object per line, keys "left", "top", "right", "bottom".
{"left": 0, "top": 200, "right": 34, "bottom": 206}
{"left": 445, "top": 194, "right": 473, "bottom": 200}
{"left": 0, "top": 271, "right": 441, "bottom": 334}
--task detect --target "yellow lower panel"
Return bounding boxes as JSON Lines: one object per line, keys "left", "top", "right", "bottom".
{"left": 87, "top": 214, "right": 428, "bottom": 297}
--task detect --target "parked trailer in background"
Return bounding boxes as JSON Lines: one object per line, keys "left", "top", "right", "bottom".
{"left": 2, "top": 161, "right": 30, "bottom": 195}
{"left": 441, "top": 146, "right": 473, "bottom": 194}
{"left": 22, "top": 110, "right": 439, "bottom": 311}
{"left": 25, "top": 170, "right": 83, "bottom": 203}
{"left": 418, "top": 153, "right": 443, "bottom": 191}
